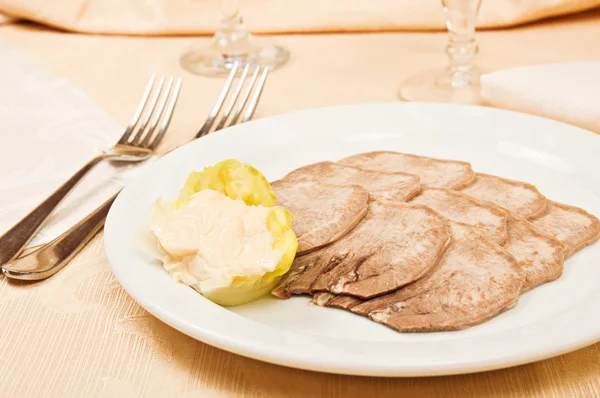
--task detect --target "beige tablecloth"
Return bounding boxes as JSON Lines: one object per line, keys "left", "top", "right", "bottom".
{"left": 2, "top": 10, "right": 600, "bottom": 397}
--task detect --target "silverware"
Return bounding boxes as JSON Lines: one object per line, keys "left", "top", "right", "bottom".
{"left": 196, "top": 63, "right": 269, "bottom": 138}
{"left": 0, "top": 75, "right": 182, "bottom": 266}
{"left": 2, "top": 64, "right": 269, "bottom": 280}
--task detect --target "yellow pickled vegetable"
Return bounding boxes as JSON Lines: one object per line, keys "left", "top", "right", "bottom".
{"left": 158, "top": 159, "right": 297, "bottom": 306}
{"left": 176, "top": 159, "right": 276, "bottom": 208}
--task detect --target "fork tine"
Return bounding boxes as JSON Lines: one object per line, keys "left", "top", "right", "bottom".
{"left": 241, "top": 67, "right": 269, "bottom": 123}
{"left": 149, "top": 77, "right": 182, "bottom": 150}
{"left": 213, "top": 63, "right": 251, "bottom": 132}
{"left": 141, "top": 77, "right": 175, "bottom": 147}
{"left": 196, "top": 63, "right": 239, "bottom": 138}
{"left": 118, "top": 75, "right": 156, "bottom": 144}
{"left": 129, "top": 76, "right": 165, "bottom": 145}
{"left": 226, "top": 65, "right": 261, "bottom": 128}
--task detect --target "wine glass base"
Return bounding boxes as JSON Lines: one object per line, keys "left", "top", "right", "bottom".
{"left": 398, "top": 69, "right": 485, "bottom": 105}
{"left": 181, "top": 41, "right": 290, "bottom": 77}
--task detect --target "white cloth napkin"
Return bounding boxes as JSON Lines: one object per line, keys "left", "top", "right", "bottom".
{"left": 0, "top": 39, "right": 126, "bottom": 246}
{"left": 481, "top": 61, "right": 600, "bottom": 134}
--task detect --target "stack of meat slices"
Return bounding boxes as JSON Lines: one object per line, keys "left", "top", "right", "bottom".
{"left": 271, "top": 151, "right": 600, "bottom": 332}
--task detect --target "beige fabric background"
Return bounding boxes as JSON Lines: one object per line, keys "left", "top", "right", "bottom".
{"left": 2, "top": 8, "right": 600, "bottom": 398}
{"left": 0, "top": 0, "right": 599, "bottom": 35}
{"left": 0, "top": 11, "right": 13, "bottom": 25}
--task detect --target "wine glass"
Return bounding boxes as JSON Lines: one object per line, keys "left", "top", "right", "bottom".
{"left": 181, "top": 0, "right": 290, "bottom": 76}
{"left": 398, "top": 0, "right": 483, "bottom": 104}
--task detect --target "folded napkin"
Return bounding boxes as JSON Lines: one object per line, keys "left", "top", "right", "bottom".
{"left": 0, "top": 39, "right": 126, "bottom": 246}
{"left": 0, "top": 0, "right": 598, "bottom": 35}
{"left": 481, "top": 61, "right": 600, "bottom": 134}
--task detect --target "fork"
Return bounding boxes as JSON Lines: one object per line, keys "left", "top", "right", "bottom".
{"left": 0, "top": 75, "right": 182, "bottom": 266}
{"left": 2, "top": 63, "right": 269, "bottom": 280}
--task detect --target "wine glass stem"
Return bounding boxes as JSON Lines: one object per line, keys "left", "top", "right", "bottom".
{"left": 215, "top": 0, "right": 252, "bottom": 56}
{"left": 220, "top": 0, "right": 243, "bottom": 31}
{"left": 442, "top": 0, "right": 481, "bottom": 87}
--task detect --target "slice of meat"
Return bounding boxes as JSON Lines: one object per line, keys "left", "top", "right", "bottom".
{"left": 272, "top": 249, "right": 323, "bottom": 299}
{"left": 272, "top": 180, "right": 369, "bottom": 256}
{"left": 311, "top": 292, "right": 339, "bottom": 307}
{"left": 351, "top": 229, "right": 524, "bottom": 332}
{"left": 338, "top": 151, "right": 475, "bottom": 189}
{"left": 310, "top": 223, "right": 491, "bottom": 310}
{"left": 409, "top": 187, "right": 509, "bottom": 245}
{"left": 310, "top": 203, "right": 451, "bottom": 299}
{"left": 310, "top": 194, "right": 556, "bottom": 310}
{"left": 459, "top": 173, "right": 547, "bottom": 219}
{"left": 313, "top": 293, "right": 362, "bottom": 310}
{"left": 272, "top": 202, "right": 451, "bottom": 299}
{"left": 316, "top": 217, "right": 565, "bottom": 309}
{"left": 530, "top": 200, "right": 600, "bottom": 257}
{"left": 311, "top": 221, "right": 496, "bottom": 310}
{"left": 280, "top": 161, "right": 421, "bottom": 203}
{"left": 504, "top": 215, "right": 565, "bottom": 292}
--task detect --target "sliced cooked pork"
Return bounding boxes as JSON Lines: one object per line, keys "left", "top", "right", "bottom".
{"left": 271, "top": 202, "right": 450, "bottom": 299}
{"left": 271, "top": 180, "right": 369, "bottom": 256}
{"left": 271, "top": 151, "right": 599, "bottom": 333}
{"left": 530, "top": 200, "right": 600, "bottom": 257}
{"left": 313, "top": 201, "right": 565, "bottom": 309}
{"left": 504, "top": 215, "right": 565, "bottom": 292}
{"left": 338, "top": 151, "right": 475, "bottom": 189}
{"left": 271, "top": 249, "right": 322, "bottom": 299}
{"left": 314, "top": 293, "right": 362, "bottom": 310}
{"left": 459, "top": 173, "right": 547, "bottom": 219}
{"left": 410, "top": 188, "right": 509, "bottom": 245}
{"left": 280, "top": 161, "right": 421, "bottom": 203}
{"left": 310, "top": 223, "right": 486, "bottom": 310}
{"left": 351, "top": 227, "right": 524, "bottom": 332}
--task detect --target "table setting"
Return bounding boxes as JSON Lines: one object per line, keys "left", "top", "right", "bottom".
{"left": 1, "top": 1, "right": 600, "bottom": 397}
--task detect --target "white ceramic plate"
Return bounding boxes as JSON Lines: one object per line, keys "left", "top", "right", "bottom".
{"left": 105, "top": 103, "right": 600, "bottom": 377}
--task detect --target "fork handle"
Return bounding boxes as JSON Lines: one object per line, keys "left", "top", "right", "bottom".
{"left": 2, "top": 192, "right": 118, "bottom": 280}
{"left": 0, "top": 153, "right": 109, "bottom": 265}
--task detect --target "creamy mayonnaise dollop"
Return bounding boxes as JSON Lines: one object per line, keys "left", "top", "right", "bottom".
{"left": 149, "top": 189, "right": 283, "bottom": 294}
